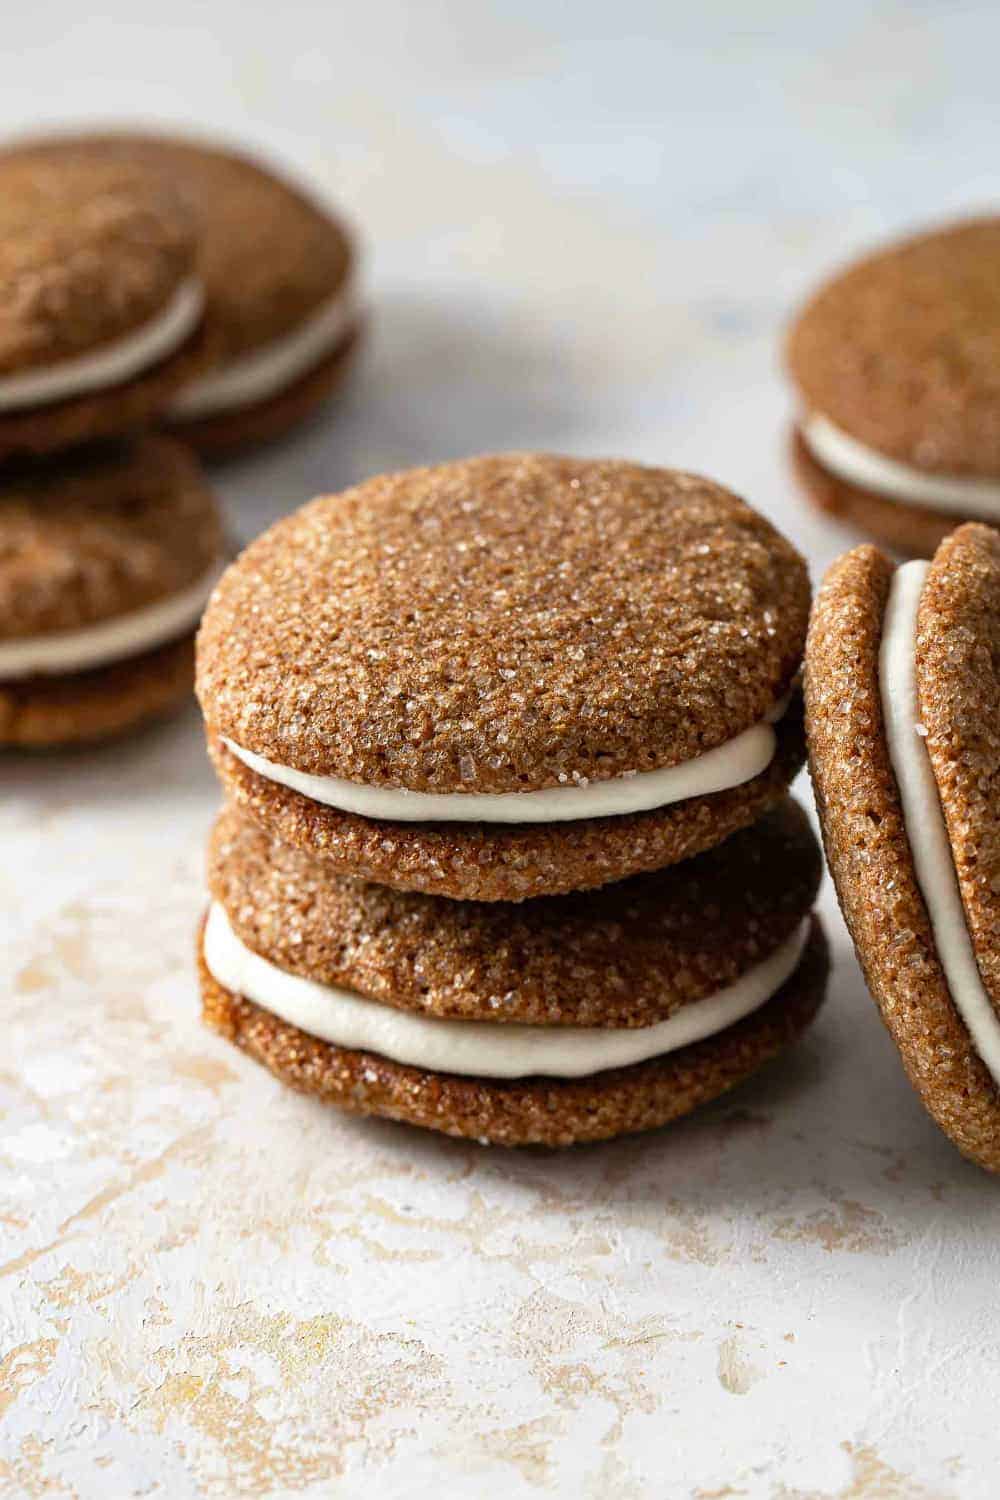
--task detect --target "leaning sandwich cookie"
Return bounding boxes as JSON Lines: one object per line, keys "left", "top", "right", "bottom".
{"left": 806, "top": 522, "right": 1000, "bottom": 1171}
{"left": 200, "top": 799, "right": 828, "bottom": 1146}
{"left": 196, "top": 453, "right": 811, "bottom": 901}
{"left": 0, "top": 151, "right": 209, "bottom": 460}
{"left": 0, "top": 437, "right": 224, "bottom": 748}
{"left": 787, "top": 217, "right": 1000, "bottom": 555}
{"left": 10, "top": 131, "right": 361, "bottom": 458}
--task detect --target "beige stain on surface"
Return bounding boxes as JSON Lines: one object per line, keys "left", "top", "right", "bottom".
{"left": 716, "top": 1336, "right": 762, "bottom": 1396}
{"left": 130, "top": 1303, "right": 448, "bottom": 1495}
{"left": 772, "top": 1201, "right": 900, "bottom": 1255}
{"left": 0, "top": 1340, "right": 58, "bottom": 1421}
{"left": 777, "top": 1441, "right": 956, "bottom": 1499}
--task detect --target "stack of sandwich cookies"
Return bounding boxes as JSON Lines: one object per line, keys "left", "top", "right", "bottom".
{"left": 198, "top": 454, "right": 810, "bottom": 901}
{"left": 197, "top": 453, "right": 828, "bottom": 1144}
{"left": 0, "top": 437, "right": 223, "bottom": 748}
{"left": 0, "top": 152, "right": 209, "bottom": 460}
{"left": 807, "top": 523, "right": 1000, "bottom": 1171}
{"left": 787, "top": 218, "right": 1000, "bottom": 556}
{"left": 14, "top": 132, "right": 362, "bottom": 458}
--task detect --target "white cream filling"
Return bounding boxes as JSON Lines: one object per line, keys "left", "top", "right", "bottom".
{"left": 879, "top": 560, "right": 1000, "bottom": 1085}
{"left": 803, "top": 412, "right": 1000, "bottom": 518}
{"left": 0, "top": 278, "right": 204, "bottom": 414}
{"left": 170, "top": 274, "right": 359, "bottom": 420}
{"left": 204, "top": 902, "right": 809, "bottom": 1080}
{"left": 222, "top": 694, "right": 790, "bottom": 825}
{"left": 0, "top": 562, "right": 222, "bottom": 679}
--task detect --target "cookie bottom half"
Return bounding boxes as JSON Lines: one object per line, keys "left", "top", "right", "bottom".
{"left": 790, "top": 427, "right": 959, "bottom": 558}
{"left": 198, "top": 915, "right": 828, "bottom": 1147}
{"left": 167, "top": 325, "right": 363, "bottom": 460}
{"left": 0, "top": 633, "right": 195, "bottom": 749}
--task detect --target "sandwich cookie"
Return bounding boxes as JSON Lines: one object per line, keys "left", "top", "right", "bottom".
{"left": 200, "top": 798, "right": 829, "bottom": 1146}
{"left": 1, "top": 437, "right": 224, "bottom": 748}
{"left": 17, "top": 132, "right": 361, "bottom": 457}
{"left": 0, "top": 152, "right": 208, "bottom": 461}
{"left": 197, "top": 454, "right": 811, "bottom": 901}
{"left": 787, "top": 218, "right": 1000, "bottom": 555}
{"left": 806, "top": 522, "right": 1000, "bottom": 1170}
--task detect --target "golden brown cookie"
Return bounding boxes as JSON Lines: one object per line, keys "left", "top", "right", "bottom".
{"left": 0, "top": 436, "right": 223, "bottom": 749}
{"left": 207, "top": 701, "right": 805, "bottom": 901}
{"left": 199, "top": 920, "right": 827, "bottom": 1147}
{"left": 0, "top": 151, "right": 209, "bottom": 459}
{"left": 806, "top": 523, "right": 1000, "bottom": 1170}
{"left": 786, "top": 218, "right": 1000, "bottom": 554}
{"left": 0, "top": 635, "right": 195, "bottom": 749}
{"left": 208, "top": 797, "right": 823, "bottom": 1028}
{"left": 199, "top": 793, "right": 828, "bottom": 1149}
{"left": 11, "top": 131, "right": 361, "bottom": 458}
{"left": 197, "top": 454, "right": 809, "bottom": 897}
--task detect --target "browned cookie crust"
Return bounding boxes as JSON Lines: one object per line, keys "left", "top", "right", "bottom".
{"left": 787, "top": 217, "right": 1000, "bottom": 477}
{"left": 0, "top": 151, "right": 211, "bottom": 459}
{"left": 8, "top": 131, "right": 359, "bottom": 456}
{"left": 16, "top": 132, "right": 355, "bottom": 358}
{"left": 198, "top": 454, "right": 809, "bottom": 794}
{"left": 0, "top": 633, "right": 194, "bottom": 749}
{"left": 199, "top": 916, "right": 828, "bottom": 1147}
{"left": 0, "top": 436, "right": 222, "bottom": 640}
{"left": 208, "top": 797, "right": 822, "bottom": 1028}
{"left": 790, "top": 426, "right": 956, "bottom": 558}
{"left": 806, "top": 545, "right": 1000, "bottom": 1172}
{"left": 917, "top": 524, "right": 1000, "bottom": 1012}
{"left": 208, "top": 692, "right": 806, "bottom": 902}
{"left": 0, "top": 152, "right": 198, "bottom": 371}
{"left": 167, "top": 324, "right": 362, "bottom": 460}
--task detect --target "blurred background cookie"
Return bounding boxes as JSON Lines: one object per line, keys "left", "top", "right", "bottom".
{"left": 0, "top": 151, "right": 209, "bottom": 461}
{"left": 15, "top": 131, "right": 362, "bottom": 460}
{"left": 0, "top": 436, "right": 223, "bottom": 747}
{"left": 787, "top": 218, "right": 1000, "bottom": 556}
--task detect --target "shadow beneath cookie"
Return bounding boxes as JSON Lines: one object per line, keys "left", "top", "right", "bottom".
{"left": 215, "top": 286, "right": 617, "bottom": 539}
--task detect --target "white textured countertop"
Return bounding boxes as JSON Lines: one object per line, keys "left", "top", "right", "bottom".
{"left": 2, "top": 3, "right": 1000, "bottom": 1496}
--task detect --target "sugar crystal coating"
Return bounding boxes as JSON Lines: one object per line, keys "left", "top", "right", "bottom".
{"left": 208, "top": 797, "right": 822, "bottom": 1027}
{"left": 198, "top": 453, "right": 809, "bottom": 795}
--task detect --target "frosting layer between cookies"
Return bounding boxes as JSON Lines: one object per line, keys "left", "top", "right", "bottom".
{"left": 203, "top": 902, "right": 809, "bottom": 1080}
{"left": 0, "top": 561, "right": 221, "bottom": 679}
{"left": 222, "top": 694, "right": 789, "bottom": 824}
{"left": 0, "top": 278, "right": 204, "bottom": 413}
{"left": 803, "top": 413, "right": 1000, "bottom": 518}
{"left": 171, "top": 275, "right": 359, "bottom": 419}
{"left": 880, "top": 560, "right": 1000, "bottom": 1084}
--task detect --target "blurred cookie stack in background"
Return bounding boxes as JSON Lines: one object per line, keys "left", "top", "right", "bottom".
{"left": 0, "top": 132, "right": 361, "bottom": 749}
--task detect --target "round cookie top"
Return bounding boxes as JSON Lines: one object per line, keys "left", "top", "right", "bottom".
{"left": 0, "top": 437, "right": 222, "bottom": 640}
{"left": 197, "top": 454, "right": 809, "bottom": 795}
{"left": 917, "top": 523, "right": 1000, "bottom": 1010}
{"left": 208, "top": 797, "right": 821, "bottom": 1028}
{"left": 0, "top": 152, "right": 199, "bottom": 375}
{"left": 787, "top": 217, "right": 1000, "bottom": 476}
{"left": 16, "top": 132, "right": 355, "bottom": 362}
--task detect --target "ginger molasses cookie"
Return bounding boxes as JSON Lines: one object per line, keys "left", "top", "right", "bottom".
{"left": 16, "top": 131, "right": 361, "bottom": 457}
{"left": 787, "top": 217, "right": 1000, "bottom": 555}
{"left": 0, "top": 152, "right": 208, "bottom": 460}
{"left": 806, "top": 523, "right": 1000, "bottom": 1171}
{"left": 1, "top": 436, "right": 224, "bottom": 748}
{"left": 200, "top": 799, "right": 828, "bottom": 1146}
{"left": 197, "top": 453, "right": 811, "bottom": 900}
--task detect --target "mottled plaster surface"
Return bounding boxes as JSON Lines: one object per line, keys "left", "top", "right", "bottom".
{"left": 2, "top": 2, "right": 1000, "bottom": 1495}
